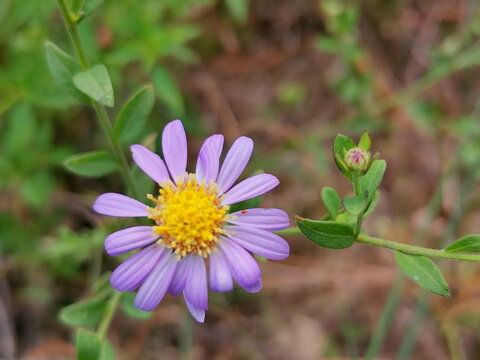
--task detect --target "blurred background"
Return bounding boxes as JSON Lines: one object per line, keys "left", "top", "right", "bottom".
{"left": 1, "top": 0, "right": 480, "bottom": 359}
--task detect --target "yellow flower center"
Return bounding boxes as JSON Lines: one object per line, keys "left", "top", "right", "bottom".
{"left": 147, "top": 174, "right": 229, "bottom": 259}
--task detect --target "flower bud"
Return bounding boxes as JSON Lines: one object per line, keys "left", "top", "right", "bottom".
{"left": 344, "top": 147, "right": 370, "bottom": 172}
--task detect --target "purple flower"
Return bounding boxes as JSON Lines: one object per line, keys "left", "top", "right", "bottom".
{"left": 93, "top": 120, "right": 290, "bottom": 322}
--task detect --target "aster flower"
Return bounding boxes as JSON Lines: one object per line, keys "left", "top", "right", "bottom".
{"left": 93, "top": 120, "right": 290, "bottom": 322}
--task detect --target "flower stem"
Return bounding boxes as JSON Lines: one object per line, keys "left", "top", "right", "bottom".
{"left": 276, "top": 227, "right": 480, "bottom": 263}
{"left": 97, "top": 291, "right": 122, "bottom": 341}
{"left": 56, "top": 0, "right": 138, "bottom": 198}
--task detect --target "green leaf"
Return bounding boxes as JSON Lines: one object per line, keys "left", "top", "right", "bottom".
{"left": 44, "top": 41, "right": 90, "bottom": 103}
{"left": 394, "top": 251, "right": 450, "bottom": 297}
{"left": 64, "top": 151, "right": 119, "bottom": 177}
{"left": 228, "top": 195, "right": 262, "bottom": 213}
{"left": 76, "top": 329, "right": 102, "bottom": 360}
{"left": 59, "top": 299, "right": 107, "bottom": 329}
{"left": 115, "top": 86, "right": 154, "bottom": 144}
{"left": 71, "top": 0, "right": 86, "bottom": 14}
{"left": 100, "top": 340, "right": 116, "bottom": 360}
{"left": 225, "top": 0, "right": 249, "bottom": 23}
{"left": 296, "top": 217, "right": 355, "bottom": 249}
{"left": 152, "top": 66, "right": 184, "bottom": 116}
{"left": 363, "top": 190, "right": 380, "bottom": 217}
{"left": 122, "top": 292, "right": 152, "bottom": 320}
{"left": 342, "top": 194, "right": 367, "bottom": 216}
{"left": 445, "top": 235, "right": 480, "bottom": 253}
{"left": 73, "top": 64, "right": 114, "bottom": 107}
{"left": 358, "top": 131, "right": 371, "bottom": 150}
{"left": 321, "top": 187, "right": 341, "bottom": 219}
{"left": 359, "top": 159, "right": 386, "bottom": 204}
{"left": 80, "top": 0, "right": 106, "bottom": 21}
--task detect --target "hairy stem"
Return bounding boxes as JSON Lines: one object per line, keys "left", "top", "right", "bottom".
{"left": 276, "top": 227, "right": 480, "bottom": 263}
{"left": 56, "top": 0, "right": 138, "bottom": 198}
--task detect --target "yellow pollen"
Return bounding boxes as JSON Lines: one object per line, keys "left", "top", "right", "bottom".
{"left": 147, "top": 174, "right": 229, "bottom": 259}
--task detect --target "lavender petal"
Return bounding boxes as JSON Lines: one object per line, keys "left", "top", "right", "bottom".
{"left": 225, "top": 225, "right": 289, "bottom": 260}
{"left": 216, "top": 136, "right": 253, "bottom": 193}
{"left": 184, "top": 255, "right": 208, "bottom": 310}
{"left": 131, "top": 144, "right": 169, "bottom": 184}
{"left": 168, "top": 256, "right": 191, "bottom": 296}
{"left": 243, "top": 278, "right": 262, "bottom": 293}
{"left": 195, "top": 134, "right": 224, "bottom": 183}
{"left": 219, "top": 238, "right": 261, "bottom": 289}
{"left": 161, "top": 119, "right": 187, "bottom": 180}
{"left": 222, "top": 174, "right": 279, "bottom": 205}
{"left": 228, "top": 208, "right": 290, "bottom": 231}
{"left": 209, "top": 249, "right": 233, "bottom": 292}
{"left": 105, "top": 226, "right": 157, "bottom": 256}
{"left": 110, "top": 244, "right": 165, "bottom": 292}
{"left": 134, "top": 253, "right": 178, "bottom": 311}
{"left": 93, "top": 193, "right": 148, "bottom": 217}
{"left": 184, "top": 293, "right": 205, "bottom": 323}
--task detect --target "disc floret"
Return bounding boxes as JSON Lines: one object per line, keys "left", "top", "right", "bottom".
{"left": 147, "top": 174, "right": 229, "bottom": 259}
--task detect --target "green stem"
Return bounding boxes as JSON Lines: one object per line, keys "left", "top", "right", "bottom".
{"left": 56, "top": 0, "right": 138, "bottom": 198}
{"left": 356, "top": 234, "right": 480, "bottom": 262}
{"left": 351, "top": 173, "right": 363, "bottom": 237}
{"left": 276, "top": 227, "right": 480, "bottom": 263}
{"left": 97, "top": 291, "right": 122, "bottom": 341}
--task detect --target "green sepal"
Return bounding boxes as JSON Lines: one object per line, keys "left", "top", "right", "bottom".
{"left": 445, "top": 235, "right": 480, "bottom": 253}
{"left": 394, "top": 251, "right": 450, "bottom": 297}
{"left": 358, "top": 131, "right": 371, "bottom": 150}
{"left": 296, "top": 217, "right": 355, "bottom": 249}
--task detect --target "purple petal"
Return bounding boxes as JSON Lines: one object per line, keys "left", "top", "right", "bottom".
{"left": 162, "top": 120, "right": 187, "bottom": 181}
{"left": 105, "top": 226, "right": 157, "bottom": 256}
{"left": 222, "top": 174, "right": 279, "bottom": 205}
{"left": 195, "top": 134, "right": 224, "bottom": 183}
{"left": 243, "top": 278, "right": 262, "bottom": 293}
{"left": 93, "top": 193, "right": 148, "bottom": 217}
{"left": 228, "top": 208, "right": 290, "bottom": 231}
{"left": 216, "top": 136, "right": 253, "bottom": 193}
{"left": 110, "top": 244, "right": 165, "bottom": 292}
{"left": 168, "top": 257, "right": 190, "bottom": 296}
{"left": 184, "top": 255, "right": 208, "bottom": 310}
{"left": 225, "top": 225, "right": 289, "bottom": 260}
{"left": 219, "top": 238, "right": 261, "bottom": 289}
{"left": 209, "top": 249, "right": 233, "bottom": 292}
{"left": 134, "top": 253, "right": 178, "bottom": 311}
{"left": 184, "top": 293, "right": 205, "bottom": 323}
{"left": 131, "top": 144, "right": 169, "bottom": 184}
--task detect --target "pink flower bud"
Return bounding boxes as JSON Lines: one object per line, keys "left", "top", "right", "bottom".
{"left": 345, "top": 147, "right": 370, "bottom": 172}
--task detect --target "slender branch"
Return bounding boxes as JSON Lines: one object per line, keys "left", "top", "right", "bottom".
{"left": 97, "top": 291, "right": 122, "bottom": 341}
{"left": 276, "top": 227, "right": 480, "bottom": 263}
{"left": 56, "top": 0, "right": 138, "bottom": 198}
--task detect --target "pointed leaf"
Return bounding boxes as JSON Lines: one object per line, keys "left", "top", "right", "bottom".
{"left": 321, "top": 187, "right": 341, "bottom": 219}
{"left": 358, "top": 131, "right": 371, "bottom": 150}
{"left": 100, "top": 340, "right": 116, "bottom": 360}
{"left": 44, "top": 41, "right": 90, "bottom": 103}
{"left": 296, "top": 217, "right": 355, "bottom": 249}
{"left": 59, "top": 299, "right": 106, "bottom": 329}
{"left": 152, "top": 66, "right": 184, "bottom": 116}
{"left": 76, "top": 329, "right": 102, "bottom": 360}
{"left": 64, "top": 151, "right": 119, "bottom": 177}
{"left": 73, "top": 64, "right": 114, "bottom": 107}
{"left": 333, "top": 134, "right": 355, "bottom": 157}
{"left": 363, "top": 190, "right": 380, "bottom": 217}
{"left": 446, "top": 235, "right": 480, "bottom": 253}
{"left": 394, "top": 251, "right": 450, "bottom": 296}
{"left": 359, "top": 159, "right": 386, "bottom": 204}
{"left": 80, "top": 0, "right": 106, "bottom": 21}
{"left": 115, "top": 86, "right": 154, "bottom": 143}
{"left": 342, "top": 194, "right": 367, "bottom": 216}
